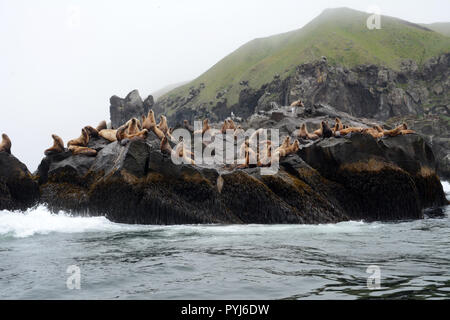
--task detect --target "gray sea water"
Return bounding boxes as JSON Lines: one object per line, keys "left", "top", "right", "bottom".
{"left": 0, "top": 182, "right": 449, "bottom": 300}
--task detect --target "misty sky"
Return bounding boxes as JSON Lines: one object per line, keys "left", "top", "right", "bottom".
{"left": 1, "top": 0, "right": 449, "bottom": 170}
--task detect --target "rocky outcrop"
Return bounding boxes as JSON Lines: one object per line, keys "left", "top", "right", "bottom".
{"left": 35, "top": 127, "right": 446, "bottom": 224}
{"left": 299, "top": 133, "right": 446, "bottom": 220}
{"left": 0, "top": 152, "right": 39, "bottom": 211}
{"left": 110, "top": 90, "right": 154, "bottom": 128}
{"left": 386, "top": 115, "right": 450, "bottom": 179}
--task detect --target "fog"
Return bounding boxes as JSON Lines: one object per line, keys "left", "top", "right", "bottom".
{"left": 1, "top": 0, "right": 448, "bottom": 170}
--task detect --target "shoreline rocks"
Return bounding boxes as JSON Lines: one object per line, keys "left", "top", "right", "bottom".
{"left": 0, "top": 152, "right": 39, "bottom": 211}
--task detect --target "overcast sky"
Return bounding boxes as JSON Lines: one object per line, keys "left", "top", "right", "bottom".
{"left": 1, "top": 0, "right": 449, "bottom": 170}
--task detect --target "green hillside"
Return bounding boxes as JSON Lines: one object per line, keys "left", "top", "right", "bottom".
{"left": 420, "top": 22, "right": 450, "bottom": 37}
{"left": 160, "top": 7, "right": 450, "bottom": 110}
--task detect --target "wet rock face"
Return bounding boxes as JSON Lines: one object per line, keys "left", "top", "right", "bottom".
{"left": 0, "top": 152, "right": 39, "bottom": 211}
{"left": 298, "top": 133, "right": 447, "bottom": 220}
{"left": 36, "top": 128, "right": 447, "bottom": 224}
{"left": 386, "top": 115, "right": 450, "bottom": 179}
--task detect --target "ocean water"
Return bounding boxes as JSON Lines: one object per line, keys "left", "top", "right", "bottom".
{"left": 0, "top": 182, "right": 449, "bottom": 300}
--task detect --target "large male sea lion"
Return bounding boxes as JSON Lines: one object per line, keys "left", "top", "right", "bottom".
{"left": 68, "top": 128, "right": 89, "bottom": 147}
{"left": 0, "top": 133, "right": 11, "bottom": 154}
{"left": 321, "top": 121, "right": 333, "bottom": 138}
{"left": 99, "top": 129, "right": 117, "bottom": 142}
{"left": 44, "top": 134, "right": 65, "bottom": 155}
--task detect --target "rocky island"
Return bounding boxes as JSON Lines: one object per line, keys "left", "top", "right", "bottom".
{"left": 0, "top": 89, "right": 447, "bottom": 224}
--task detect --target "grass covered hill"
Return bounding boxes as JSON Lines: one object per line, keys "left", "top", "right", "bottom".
{"left": 158, "top": 7, "right": 450, "bottom": 114}
{"left": 420, "top": 22, "right": 450, "bottom": 37}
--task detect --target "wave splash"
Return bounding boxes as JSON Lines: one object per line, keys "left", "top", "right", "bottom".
{"left": 0, "top": 206, "right": 140, "bottom": 238}
{"left": 442, "top": 181, "right": 450, "bottom": 199}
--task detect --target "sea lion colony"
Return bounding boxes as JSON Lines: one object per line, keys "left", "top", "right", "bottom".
{"left": 293, "top": 118, "right": 415, "bottom": 141}
{"left": 1, "top": 110, "right": 415, "bottom": 169}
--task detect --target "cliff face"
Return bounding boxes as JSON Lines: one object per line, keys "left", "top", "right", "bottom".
{"left": 152, "top": 53, "right": 449, "bottom": 124}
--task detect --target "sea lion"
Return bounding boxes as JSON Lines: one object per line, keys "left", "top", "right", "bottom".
{"left": 335, "top": 117, "right": 344, "bottom": 131}
{"left": 99, "top": 129, "right": 117, "bottom": 142}
{"left": 221, "top": 119, "right": 230, "bottom": 134}
{"left": 149, "top": 123, "right": 165, "bottom": 140}
{"left": 160, "top": 135, "right": 173, "bottom": 155}
{"left": 238, "top": 139, "right": 258, "bottom": 164}
{"left": 157, "top": 115, "right": 169, "bottom": 134}
{"left": 44, "top": 134, "right": 65, "bottom": 155}
{"left": 290, "top": 100, "right": 304, "bottom": 107}
{"left": 313, "top": 122, "right": 323, "bottom": 137}
{"left": 362, "top": 127, "right": 384, "bottom": 139}
{"left": 258, "top": 142, "right": 273, "bottom": 166}
{"left": 322, "top": 121, "right": 333, "bottom": 138}
{"left": 174, "top": 141, "right": 195, "bottom": 165}
{"left": 374, "top": 125, "right": 384, "bottom": 133}
{"left": 338, "top": 126, "right": 363, "bottom": 135}
{"left": 296, "top": 123, "right": 319, "bottom": 140}
{"left": 183, "top": 120, "right": 194, "bottom": 133}
{"left": 275, "top": 139, "right": 300, "bottom": 157}
{"left": 68, "top": 128, "right": 89, "bottom": 147}
{"left": 237, "top": 141, "right": 258, "bottom": 168}
{"left": 68, "top": 145, "right": 97, "bottom": 156}
{"left": 274, "top": 136, "right": 292, "bottom": 154}
{"left": 117, "top": 123, "right": 148, "bottom": 142}
{"left": 383, "top": 123, "right": 411, "bottom": 137}
{"left": 84, "top": 125, "right": 99, "bottom": 138}
{"left": 126, "top": 118, "right": 140, "bottom": 135}
{"left": 142, "top": 110, "right": 156, "bottom": 130}
{"left": 96, "top": 120, "right": 107, "bottom": 132}
{"left": 0, "top": 133, "right": 11, "bottom": 154}
{"left": 193, "top": 119, "right": 211, "bottom": 136}
{"left": 233, "top": 125, "right": 245, "bottom": 138}
{"left": 228, "top": 119, "right": 236, "bottom": 130}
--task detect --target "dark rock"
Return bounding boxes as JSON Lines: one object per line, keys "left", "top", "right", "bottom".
{"left": 110, "top": 89, "right": 144, "bottom": 128}
{"left": 143, "top": 95, "right": 154, "bottom": 114}
{"left": 0, "top": 152, "right": 39, "bottom": 211}
{"left": 298, "top": 133, "right": 447, "bottom": 221}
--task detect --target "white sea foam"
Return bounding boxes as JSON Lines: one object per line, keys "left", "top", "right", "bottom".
{"left": 0, "top": 206, "right": 147, "bottom": 238}
{"left": 442, "top": 181, "right": 450, "bottom": 198}
{"left": 0, "top": 206, "right": 376, "bottom": 239}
